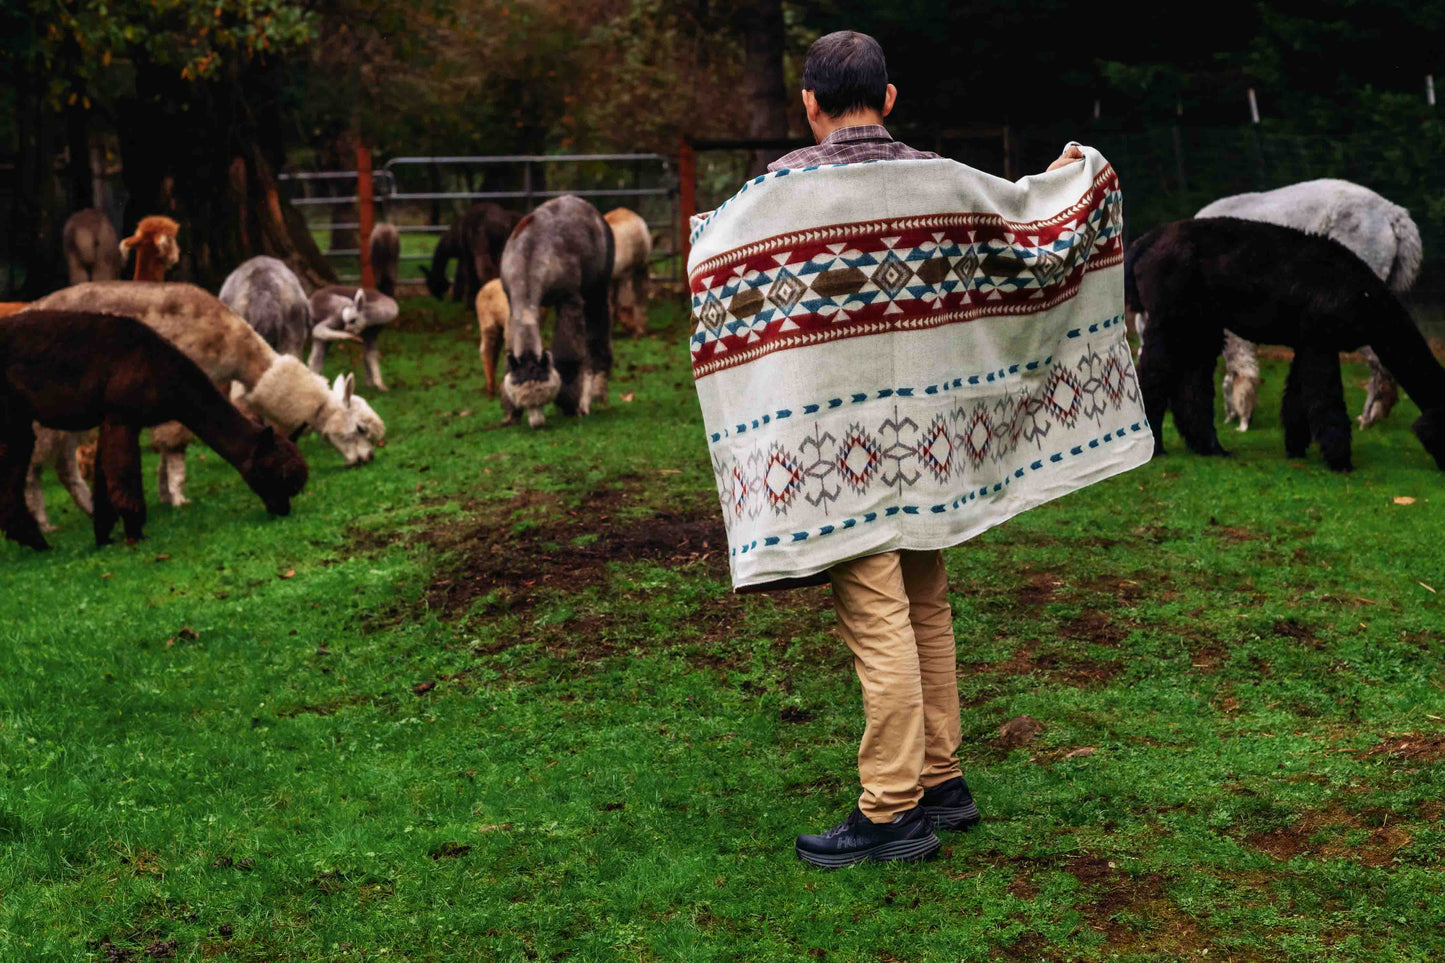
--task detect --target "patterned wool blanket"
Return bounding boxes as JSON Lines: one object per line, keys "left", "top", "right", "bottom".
{"left": 688, "top": 146, "right": 1152, "bottom": 590}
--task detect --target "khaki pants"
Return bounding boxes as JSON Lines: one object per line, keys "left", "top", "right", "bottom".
{"left": 828, "top": 549, "right": 962, "bottom": 822}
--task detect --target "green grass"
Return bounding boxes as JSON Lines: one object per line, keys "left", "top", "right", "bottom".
{"left": 2, "top": 298, "right": 1443, "bottom": 962}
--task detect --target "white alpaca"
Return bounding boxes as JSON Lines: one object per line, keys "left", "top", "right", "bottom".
{"left": 23, "top": 282, "right": 385, "bottom": 506}
{"left": 1197, "top": 179, "right": 1422, "bottom": 430}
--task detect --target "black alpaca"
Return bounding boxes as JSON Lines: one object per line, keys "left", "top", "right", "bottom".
{"left": 1125, "top": 217, "right": 1445, "bottom": 472}
{"left": 421, "top": 202, "right": 524, "bottom": 304}
{"left": 0, "top": 310, "right": 308, "bottom": 550}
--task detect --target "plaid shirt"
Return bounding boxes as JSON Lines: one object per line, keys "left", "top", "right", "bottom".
{"left": 768, "top": 124, "right": 939, "bottom": 172}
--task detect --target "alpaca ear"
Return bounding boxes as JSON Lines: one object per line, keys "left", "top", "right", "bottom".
{"left": 342, "top": 373, "right": 355, "bottom": 404}
{"left": 288, "top": 422, "right": 308, "bottom": 442}
{"left": 257, "top": 425, "right": 276, "bottom": 448}
{"left": 119, "top": 236, "right": 136, "bottom": 256}
{"left": 353, "top": 289, "right": 366, "bottom": 309}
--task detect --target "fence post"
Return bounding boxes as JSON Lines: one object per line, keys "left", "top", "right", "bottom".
{"left": 679, "top": 137, "right": 696, "bottom": 274}
{"left": 357, "top": 143, "right": 375, "bottom": 290}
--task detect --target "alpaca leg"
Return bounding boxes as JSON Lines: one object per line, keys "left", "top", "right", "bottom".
{"left": 1357, "top": 347, "right": 1399, "bottom": 428}
{"left": 90, "top": 435, "right": 117, "bottom": 547}
{"left": 1171, "top": 357, "right": 1229, "bottom": 457}
{"left": 552, "top": 297, "right": 588, "bottom": 417}
{"left": 631, "top": 264, "right": 650, "bottom": 337}
{"left": 25, "top": 463, "right": 55, "bottom": 532}
{"left": 583, "top": 280, "right": 614, "bottom": 406}
{"left": 162, "top": 452, "right": 188, "bottom": 506}
{"left": 54, "top": 439, "right": 92, "bottom": 516}
{"left": 0, "top": 419, "right": 47, "bottom": 550}
{"left": 98, "top": 423, "right": 147, "bottom": 542}
{"left": 307, "top": 341, "right": 327, "bottom": 375}
{"left": 1294, "top": 347, "right": 1353, "bottom": 472}
{"left": 362, "top": 332, "right": 388, "bottom": 393}
{"left": 481, "top": 328, "right": 500, "bottom": 397}
{"left": 1281, "top": 356, "right": 1311, "bottom": 459}
{"left": 1135, "top": 327, "right": 1175, "bottom": 456}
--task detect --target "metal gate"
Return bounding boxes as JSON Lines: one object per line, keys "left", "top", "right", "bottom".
{"left": 280, "top": 154, "right": 679, "bottom": 287}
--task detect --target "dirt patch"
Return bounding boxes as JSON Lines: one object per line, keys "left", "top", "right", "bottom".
{"left": 1358, "top": 732, "right": 1445, "bottom": 764}
{"left": 994, "top": 715, "right": 1045, "bottom": 749}
{"left": 1205, "top": 519, "right": 1267, "bottom": 543}
{"left": 1245, "top": 805, "right": 1413, "bottom": 867}
{"left": 1273, "top": 619, "right": 1321, "bottom": 648}
{"left": 992, "top": 645, "right": 1122, "bottom": 687}
{"left": 1058, "top": 610, "right": 1128, "bottom": 646}
{"left": 1012, "top": 572, "right": 1061, "bottom": 608}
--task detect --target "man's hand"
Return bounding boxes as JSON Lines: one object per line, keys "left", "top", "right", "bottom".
{"left": 1046, "top": 144, "right": 1085, "bottom": 172}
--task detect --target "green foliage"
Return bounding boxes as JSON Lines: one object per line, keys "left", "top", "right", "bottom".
{"left": 1, "top": 300, "right": 1444, "bottom": 960}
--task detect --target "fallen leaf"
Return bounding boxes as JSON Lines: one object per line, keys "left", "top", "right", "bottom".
{"left": 413, "top": 680, "right": 436, "bottom": 695}
{"left": 996, "top": 715, "right": 1045, "bottom": 748}
{"left": 1064, "top": 747, "right": 1097, "bottom": 759}
{"left": 1393, "top": 496, "right": 1417, "bottom": 506}
{"left": 101, "top": 573, "right": 112, "bottom": 579}
{"left": 621, "top": 391, "right": 635, "bottom": 402}
{"left": 154, "top": 554, "right": 171, "bottom": 561}
{"left": 279, "top": 569, "right": 295, "bottom": 579}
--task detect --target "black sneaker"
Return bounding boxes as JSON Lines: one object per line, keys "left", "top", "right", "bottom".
{"left": 920, "top": 776, "right": 981, "bottom": 831}
{"left": 795, "top": 806, "right": 941, "bottom": 869}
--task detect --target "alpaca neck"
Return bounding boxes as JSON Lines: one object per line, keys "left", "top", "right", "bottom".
{"left": 244, "top": 356, "right": 336, "bottom": 434}
{"left": 171, "top": 376, "right": 267, "bottom": 470}
{"left": 134, "top": 247, "right": 167, "bottom": 282}
{"left": 1365, "top": 299, "right": 1445, "bottom": 413}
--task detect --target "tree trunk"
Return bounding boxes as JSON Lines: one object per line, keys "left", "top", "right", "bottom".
{"left": 14, "top": 72, "right": 65, "bottom": 299}
{"left": 739, "top": 0, "right": 790, "bottom": 177}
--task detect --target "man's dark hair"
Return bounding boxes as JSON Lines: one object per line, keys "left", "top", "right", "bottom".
{"left": 801, "top": 31, "right": 888, "bottom": 117}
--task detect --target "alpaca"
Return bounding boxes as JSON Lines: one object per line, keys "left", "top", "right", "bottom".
{"left": 120, "top": 216, "right": 181, "bottom": 281}
{"left": 499, "top": 195, "right": 614, "bottom": 428}
{"left": 0, "top": 310, "right": 307, "bottom": 550}
{"left": 308, "top": 286, "right": 398, "bottom": 392}
{"left": 421, "top": 202, "right": 523, "bottom": 304}
{"left": 1197, "top": 180, "right": 1423, "bottom": 430}
{"left": 1125, "top": 217, "right": 1445, "bottom": 473}
{"left": 219, "top": 256, "right": 312, "bottom": 359}
{"left": 475, "top": 278, "right": 508, "bottom": 396}
{"left": 26, "top": 427, "right": 93, "bottom": 532}
{"left": 370, "top": 223, "right": 400, "bottom": 298}
{"left": 62, "top": 209, "right": 122, "bottom": 284}
{"left": 604, "top": 208, "right": 651, "bottom": 338}
{"left": 23, "top": 283, "right": 385, "bottom": 504}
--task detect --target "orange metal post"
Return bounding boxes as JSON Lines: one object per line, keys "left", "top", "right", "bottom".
{"left": 357, "top": 144, "right": 375, "bottom": 290}
{"left": 678, "top": 137, "right": 696, "bottom": 276}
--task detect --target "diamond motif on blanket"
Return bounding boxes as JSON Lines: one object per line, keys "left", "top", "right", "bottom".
{"left": 728, "top": 463, "right": 753, "bottom": 519}
{"left": 1101, "top": 355, "right": 1125, "bottom": 404}
{"left": 836, "top": 426, "right": 883, "bottom": 494}
{"left": 1044, "top": 365, "right": 1083, "bottom": 427}
{"left": 762, "top": 443, "right": 804, "bottom": 513}
{"left": 767, "top": 268, "right": 807, "bottom": 314}
{"left": 963, "top": 404, "right": 994, "bottom": 468}
{"left": 918, "top": 415, "right": 954, "bottom": 482}
{"left": 699, "top": 291, "right": 727, "bottom": 336}
{"left": 873, "top": 252, "right": 914, "bottom": 298}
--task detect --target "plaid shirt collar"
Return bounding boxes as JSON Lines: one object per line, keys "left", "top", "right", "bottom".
{"left": 819, "top": 124, "right": 894, "bottom": 146}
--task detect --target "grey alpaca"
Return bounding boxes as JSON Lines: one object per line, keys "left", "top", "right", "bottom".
{"left": 1197, "top": 179, "right": 1422, "bottom": 430}
{"left": 499, "top": 195, "right": 615, "bottom": 428}
{"left": 370, "top": 223, "right": 400, "bottom": 297}
{"left": 219, "top": 256, "right": 313, "bottom": 359}
{"left": 62, "top": 209, "right": 122, "bottom": 284}
{"left": 308, "top": 286, "right": 398, "bottom": 392}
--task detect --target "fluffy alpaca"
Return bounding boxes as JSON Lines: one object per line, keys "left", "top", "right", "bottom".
{"left": 475, "top": 278, "right": 509, "bottom": 397}
{"left": 219, "top": 256, "right": 313, "bottom": 359}
{"left": 422, "top": 202, "right": 523, "bottom": 304}
{"left": 0, "top": 311, "right": 307, "bottom": 550}
{"left": 308, "top": 286, "right": 398, "bottom": 392}
{"left": 370, "top": 223, "right": 400, "bottom": 298}
{"left": 23, "top": 283, "right": 385, "bottom": 503}
{"left": 62, "top": 209, "right": 122, "bottom": 284}
{"left": 1125, "top": 217, "right": 1445, "bottom": 473}
{"left": 26, "top": 426, "right": 93, "bottom": 531}
{"left": 1220, "top": 332, "right": 1260, "bottom": 430}
{"left": 603, "top": 208, "right": 651, "bottom": 337}
{"left": 120, "top": 216, "right": 181, "bottom": 281}
{"left": 1197, "top": 180, "right": 1423, "bottom": 430}
{"left": 499, "top": 195, "right": 614, "bottom": 427}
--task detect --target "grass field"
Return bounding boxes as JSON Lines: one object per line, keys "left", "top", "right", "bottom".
{"left": 2, "top": 297, "right": 1443, "bottom": 962}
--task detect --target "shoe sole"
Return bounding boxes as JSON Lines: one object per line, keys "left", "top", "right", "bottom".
{"left": 795, "top": 832, "right": 942, "bottom": 869}
{"left": 923, "top": 802, "right": 981, "bottom": 831}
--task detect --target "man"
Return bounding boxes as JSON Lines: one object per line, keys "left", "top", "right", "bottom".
{"left": 777, "top": 30, "right": 1083, "bottom": 869}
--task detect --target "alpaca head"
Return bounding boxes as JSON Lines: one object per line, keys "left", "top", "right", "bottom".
{"left": 419, "top": 263, "right": 450, "bottom": 299}
{"left": 120, "top": 216, "right": 181, "bottom": 280}
{"left": 317, "top": 372, "right": 386, "bottom": 466}
{"left": 239, "top": 425, "right": 309, "bottom": 516}
{"left": 502, "top": 349, "right": 561, "bottom": 428}
{"left": 1412, "top": 408, "right": 1445, "bottom": 471}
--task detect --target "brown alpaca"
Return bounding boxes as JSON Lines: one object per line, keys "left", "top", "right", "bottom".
{"left": 120, "top": 216, "right": 181, "bottom": 281}
{"left": 475, "top": 278, "right": 509, "bottom": 396}
{"left": 0, "top": 310, "right": 308, "bottom": 550}
{"left": 604, "top": 208, "right": 651, "bottom": 338}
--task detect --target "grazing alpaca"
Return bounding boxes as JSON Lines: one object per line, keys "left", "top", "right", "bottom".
{"left": 603, "top": 208, "right": 651, "bottom": 337}
{"left": 475, "top": 278, "right": 508, "bottom": 396}
{"left": 26, "top": 427, "right": 93, "bottom": 532}
{"left": 308, "top": 286, "right": 398, "bottom": 392}
{"left": 120, "top": 216, "right": 181, "bottom": 281}
{"left": 24, "top": 283, "right": 384, "bottom": 505}
{"left": 370, "top": 223, "right": 400, "bottom": 297}
{"left": 1197, "top": 180, "right": 1423, "bottom": 430}
{"left": 62, "top": 209, "right": 122, "bottom": 284}
{"left": 421, "top": 202, "right": 523, "bottom": 304}
{"left": 219, "top": 256, "right": 313, "bottom": 359}
{"left": 1125, "top": 218, "right": 1445, "bottom": 473}
{"left": 0, "top": 311, "right": 307, "bottom": 550}
{"left": 499, "top": 195, "right": 614, "bottom": 428}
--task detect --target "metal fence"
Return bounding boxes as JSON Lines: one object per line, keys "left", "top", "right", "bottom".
{"left": 280, "top": 154, "right": 679, "bottom": 286}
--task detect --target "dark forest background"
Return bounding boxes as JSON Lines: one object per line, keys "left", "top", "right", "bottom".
{"left": 1, "top": 0, "right": 1441, "bottom": 298}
